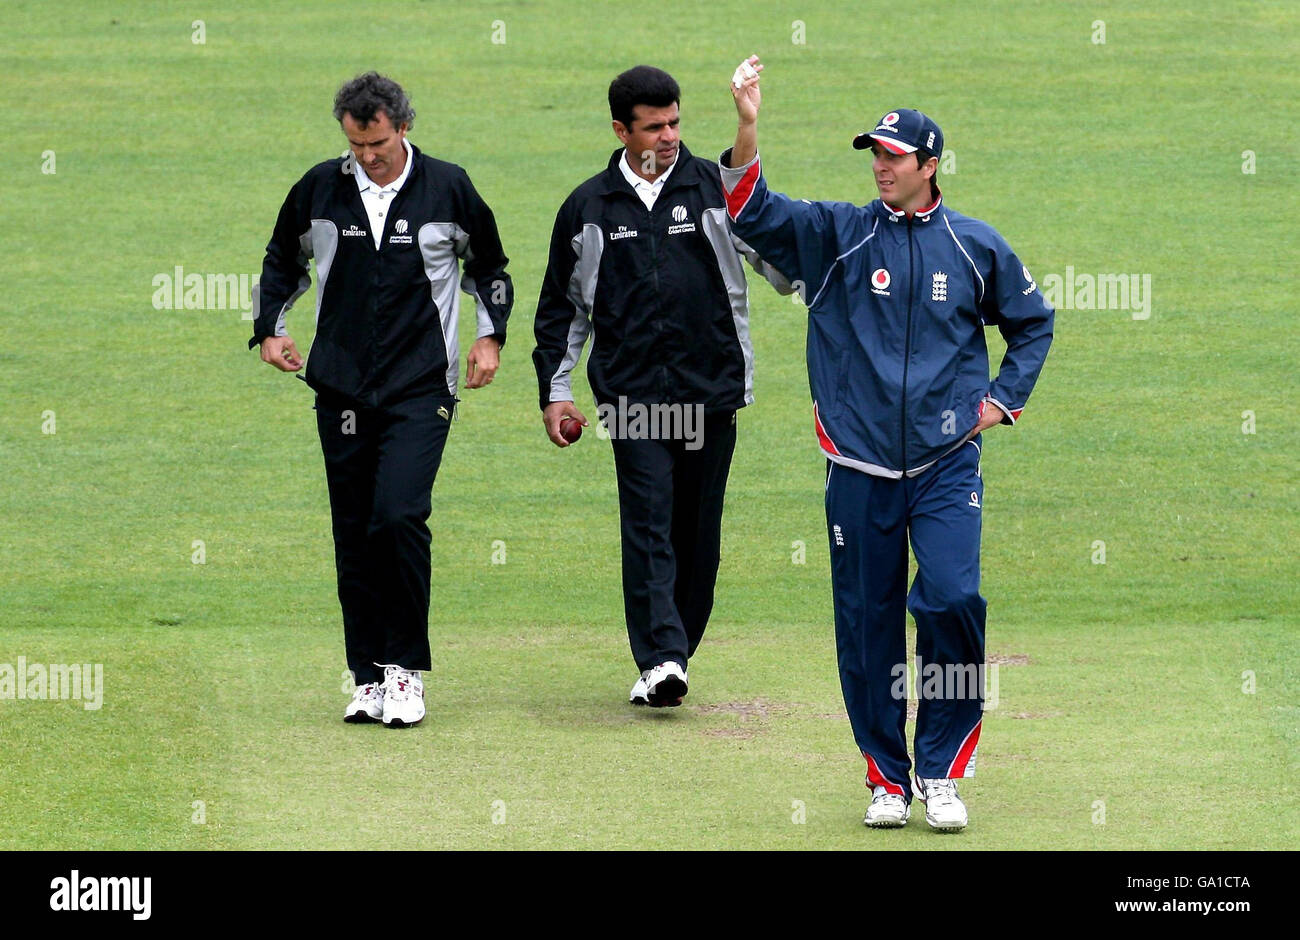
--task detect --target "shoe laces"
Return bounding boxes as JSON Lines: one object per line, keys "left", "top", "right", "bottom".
{"left": 870, "top": 786, "right": 905, "bottom": 808}
{"left": 355, "top": 682, "right": 381, "bottom": 702}
{"left": 920, "top": 777, "right": 959, "bottom": 806}
{"left": 379, "top": 664, "right": 419, "bottom": 701}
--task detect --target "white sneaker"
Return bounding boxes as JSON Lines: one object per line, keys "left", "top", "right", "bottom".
{"left": 343, "top": 681, "right": 384, "bottom": 723}
{"left": 629, "top": 671, "right": 651, "bottom": 706}
{"left": 644, "top": 661, "right": 688, "bottom": 707}
{"left": 863, "top": 785, "right": 911, "bottom": 828}
{"left": 380, "top": 665, "right": 425, "bottom": 728}
{"left": 914, "top": 776, "right": 968, "bottom": 831}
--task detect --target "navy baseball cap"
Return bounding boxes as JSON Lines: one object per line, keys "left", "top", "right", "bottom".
{"left": 853, "top": 109, "right": 944, "bottom": 158}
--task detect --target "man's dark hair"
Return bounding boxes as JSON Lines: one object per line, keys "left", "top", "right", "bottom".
{"left": 915, "top": 148, "right": 941, "bottom": 199}
{"left": 333, "top": 72, "right": 416, "bottom": 129}
{"left": 608, "top": 66, "right": 680, "bottom": 129}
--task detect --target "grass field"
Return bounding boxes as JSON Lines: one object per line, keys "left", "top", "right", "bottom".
{"left": 1, "top": 0, "right": 1296, "bottom": 850}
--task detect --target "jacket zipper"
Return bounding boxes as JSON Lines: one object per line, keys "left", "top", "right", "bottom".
{"left": 648, "top": 200, "right": 660, "bottom": 296}
{"left": 360, "top": 174, "right": 409, "bottom": 394}
{"left": 647, "top": 194, "right": 663, "bottom": 398}
{"left": 901, "top": 217, "right": 914, "bottom": 474}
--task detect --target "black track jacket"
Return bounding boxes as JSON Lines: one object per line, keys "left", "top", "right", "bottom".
{"left": 250, "top": 144, "right": 513, "bottom": 407}
{"left": 532, "top": 144, "right": 789, "bottom": 413}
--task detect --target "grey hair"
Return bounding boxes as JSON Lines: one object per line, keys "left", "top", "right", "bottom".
{"left": 333, "top": 72, "right": 415, "bottom": 129}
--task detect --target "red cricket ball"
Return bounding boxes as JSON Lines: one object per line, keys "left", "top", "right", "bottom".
{"left": 560, "top": 417, "right": 583, "bottom": 443}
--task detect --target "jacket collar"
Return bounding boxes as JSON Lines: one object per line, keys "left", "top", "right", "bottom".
{"left": 600, "top": 143, "right": 700, "bottom": 197}
{"left": 879, "top": 190, "right": 943, "bottom": 223}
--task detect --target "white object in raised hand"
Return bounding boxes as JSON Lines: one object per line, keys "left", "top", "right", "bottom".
{"left": 732, "top": 58, "right": 759, "bottom": 89}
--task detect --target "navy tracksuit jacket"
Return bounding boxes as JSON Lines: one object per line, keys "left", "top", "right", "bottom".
{"left": 720, "top": 150, "right": 1053, "bottom": 798}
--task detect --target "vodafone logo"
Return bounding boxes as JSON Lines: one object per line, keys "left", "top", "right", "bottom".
{"left": 874, "top": 111, "right": 902, "bottom": 135}
{"left": 1021, "top": 264, "right": 1038, "bottom": 295}
{"left": 870, "top": 268, "right": 892, "bottom": 296}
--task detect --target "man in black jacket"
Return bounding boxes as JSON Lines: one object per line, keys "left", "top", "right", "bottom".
{"left": 533, "top": 66, "right": 788, "bottom": 708}
{"left": 251, "top": 72, "right": 513, "bottom": 728}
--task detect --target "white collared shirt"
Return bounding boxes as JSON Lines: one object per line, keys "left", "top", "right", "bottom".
{"left": 619, "top": 149, "right": 676, "bottom": 210}
{"left": 354, "top": 137, "right": 414, "bottom": 249}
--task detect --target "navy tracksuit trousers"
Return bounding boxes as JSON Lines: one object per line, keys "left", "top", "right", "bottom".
{"left": 825, "top": 436, "right": 987, "bottom": 802}
{"left": 314, "top": 390, "right": 454, "bottom": 686}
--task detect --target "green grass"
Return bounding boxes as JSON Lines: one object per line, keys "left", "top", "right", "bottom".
{"left": 0, "top": 0, "right": 1295, "bottom": 850}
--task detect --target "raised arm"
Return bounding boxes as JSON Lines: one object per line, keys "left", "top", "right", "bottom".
{"left": 718, "top": 55, "right": 849, "bottom": 306}
{"left": 727, "top": 54, "right": 762, "bottom": 168}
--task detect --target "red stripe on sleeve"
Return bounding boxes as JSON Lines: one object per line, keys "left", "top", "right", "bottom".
{"left": 724, "top": 160, "right": 761, "bottom": 221}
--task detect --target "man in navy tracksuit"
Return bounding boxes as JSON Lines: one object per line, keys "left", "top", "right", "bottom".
{"left": 722, "top": 57, "right": 1053, "bottom": 830}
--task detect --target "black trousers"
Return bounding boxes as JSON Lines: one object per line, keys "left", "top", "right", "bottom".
{"left": 609, "top": 409, "right": 738, "bottom": 673}
{"left": 314, "top": 390, "right": 453, "bottom": 686}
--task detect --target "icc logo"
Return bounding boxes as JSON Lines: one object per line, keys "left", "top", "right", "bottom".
{"left": 395, "top": 219, "right": 409, "bottom": 235}
{"left": 671, "top": 205, "right": 688, "bottom": 223}
{"left": 872, "top": 268, "right": 891, "bottom": 290}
